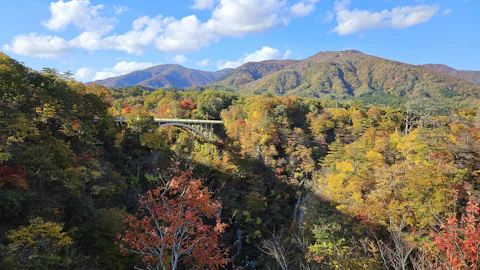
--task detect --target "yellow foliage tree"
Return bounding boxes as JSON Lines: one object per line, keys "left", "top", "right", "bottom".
{"left": 3, "top": 217, "right": 73, "bottom": 269}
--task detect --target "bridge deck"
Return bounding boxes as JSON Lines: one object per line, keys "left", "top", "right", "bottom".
{"left": 115, "top": 117, "right": 223, "bottom": 124}
{"left": 154, "top": 118, "right": 223, "bottom": 124}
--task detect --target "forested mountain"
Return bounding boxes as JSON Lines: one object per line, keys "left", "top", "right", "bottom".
{"left": 213, "top": 60, "right": 300, "bottom": 87}
{"left": 93, "top": 64, "right": 233, "bottom": 88}
{"left": 2, "top": 52, "right": 480, "bottom": 270}
{"left": 422, "top": 63, "right": 480, "bottom": 85}
{"left": 92, "top": 51, "right": 480, "bottom": 107}
{"left": 213, "top": 50, "right": 480, "bottom": 104}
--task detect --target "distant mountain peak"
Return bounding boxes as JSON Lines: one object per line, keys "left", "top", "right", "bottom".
{"left": 91, "top": 64, "right": 233, "bottom": 89}
{"left": 343, "top": 49, "right": 363, "bottom": 54}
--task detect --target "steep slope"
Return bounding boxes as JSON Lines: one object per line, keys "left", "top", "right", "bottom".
{"left": 422, "top": 64, "right": 480, "bottom": 86}
{"left": 215, "top": 50, "right": 480, "bottom": 103}
{"left": 93, "top": 64, "right": 233, "bottom": 88}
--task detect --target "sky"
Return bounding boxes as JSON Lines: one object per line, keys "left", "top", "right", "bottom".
{"left": 0, "top": 0, "right": 479, "bottom": 82}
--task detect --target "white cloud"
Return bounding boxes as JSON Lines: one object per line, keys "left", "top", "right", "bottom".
{"left": 157, "top": 0, "right": 317, "bottom": 52}
{"left": 71, "top": 15, "right": 168, "bottom": 54}
{"left": 110, "top": 61, "right": 158, "bottom": 74}
{"left": 323, "top": 10, "right": 334, "bottom": 23}
{"left": 114, "top": 5, "right": 128, "bottom": 15}
{"left": 197, "top": 59, "right": 211, "bottom": 66}
{"left": 333, "top": 0, "right": 439, "bottom": 35}
{"left": 218, "top": 46, "right": 289, "bottom": 69}
{"left": 42, "top": 0, "right": 116, "bottom": 34}
{"left": 93, "top": 61, "right": 159, "bottom": 81}
{"left": 2, "top": 33, "right": 71, "bottom": 59}
{"left": 4, "top": 0, "right": 319, "bottom": 57}
{"left": 291, "top": 0, "right": 319, "bottom": 17}
{"left": 156, "top": 15, "right": 217, "bottom": 52}
{"left": 103, "top": 16, "right": 168, "bottom": 54}
{"left": 75, "top": 67, "right": 93, "bottom": 81}
{"left": 442, "top": 9, "right": 452, "bottom": 16}
{"left": 92, "top": 71, "right": 116, "bottom": 81}
{"left": 283, "top": 49, "right": 292, "bottom": 59}
{"left": 205, "top": 0, "right": 287, "bottom": 37}
{"left": 5, "top": 15, "right": 169, "bottom": 57}
{"left": 192, "top": 0, "right": 216, "bottom": 10}
{"left": 171, "top": 54, "right": 187, "bottom": 64}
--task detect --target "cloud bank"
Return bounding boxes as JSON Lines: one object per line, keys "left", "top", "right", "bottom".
{"left": 3, "top": 0, "right": 318, "bottom": 58}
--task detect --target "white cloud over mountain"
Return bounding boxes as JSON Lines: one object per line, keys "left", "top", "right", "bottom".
{"left": 172, "top": 54, "right": 187, "bottom": 64}
{"left": 75, "top": 67, "right": 93, "bottom": 81}
{"left": 2, "top": 0, "right": 442, "bottom": 59}
{"left": 333, "top": 0, "right": 439, "bottom": 35}
{"left": 217, "top": 46, "right": 290, "bottom": 69}
{"left": 156, "top": 15, "right": 216, "bottom": 52}
{"left": 197, "top": 59, "right": 211, "bottom": 66}
{"left": 3, "top": 0, "right": 319, "bottom": 58}
{"left": 92, "top": 61, "right": 159, "bottom": 81}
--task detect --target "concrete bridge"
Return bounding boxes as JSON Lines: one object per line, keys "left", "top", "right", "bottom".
{"left": 116, "top": 117, "right": 224, "bottom": 142}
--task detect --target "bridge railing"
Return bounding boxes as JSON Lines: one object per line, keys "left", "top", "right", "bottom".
{"left": 115, "top": 117, "right": 223, "bottom": 124}
{"left": 153, "top": 118, "right": 223, "bottom": 124}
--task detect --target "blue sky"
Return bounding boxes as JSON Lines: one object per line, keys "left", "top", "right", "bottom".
{"left": 1, "top": 0, "right": 479, "bottom": 82}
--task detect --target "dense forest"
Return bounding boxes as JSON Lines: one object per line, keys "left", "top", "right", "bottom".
{"left": 1, "top": 52, "right": 480, "bottom": 270}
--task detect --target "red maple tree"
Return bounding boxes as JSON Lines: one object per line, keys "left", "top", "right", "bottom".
{"left": 0, "top": 163, "right": 28, "bottom": 189}
{"left": 434, "top": 196, "right": 480, "bottom": 269}
{"left": 179, "top": 99, "right": 195, "bottom": 111}
{"left": 118, "top": 165, "right": 229, "bottom": 270}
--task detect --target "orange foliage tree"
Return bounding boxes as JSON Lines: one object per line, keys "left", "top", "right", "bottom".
{"left": 118, "top": 165, "right": 229, "bottom": 270}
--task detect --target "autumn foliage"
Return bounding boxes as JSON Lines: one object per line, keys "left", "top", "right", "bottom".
{"left": 118, "top": 165, "right": 229, "bottom": 270}
{"left": 434, "top": 197, "right": 480, "bottom": 270}
{"left": 179, "top": 99, "right": 196, "bottom": 110}
{"left": 3, "top": 217, "right": 73, "bottom": 269}
{"left": 0, "top": 163, "right": 27, "bottom": 189}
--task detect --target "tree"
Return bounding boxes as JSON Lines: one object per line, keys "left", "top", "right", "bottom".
{"left": 118, "top": 165, "right": 229, "bottom": 270}
{"left": 434, "top": 196, "right": 480, "bottom": 270}
{"left": 257, "top": 230, "right": 292, "bottom": 270}
{"left": 307, "top": 221, "right": 380, "bottom": 269}
{"left": 2, "top": 217, "right": 73, "bottom": 269}
{"left": 0, "top": 163, "right": 27, "bottom": 189}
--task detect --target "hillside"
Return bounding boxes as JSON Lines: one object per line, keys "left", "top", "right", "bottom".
{"left": 213, "top": 60, "right": 300, "bottom": 87}
{"left": 92, "top": 64, "right": 233, "bottom": 88}
{"left": 3, "top": 50, "right": 480, "bottom": 270}
{"left": 422, "top": 64, "right": 480, "bottom": 85}
{"left": 212, "top": 50, "right": 480, "bottom": 104}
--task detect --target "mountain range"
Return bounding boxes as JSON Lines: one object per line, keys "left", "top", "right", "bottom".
{"left": 421, "top": 64, "right": 480, "bottom": 86}
{"left": 91, "top": 50, "right": 480, "bottom": 104}
{"left": 92, "top": 64, "right": 232, "bottom": 88}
